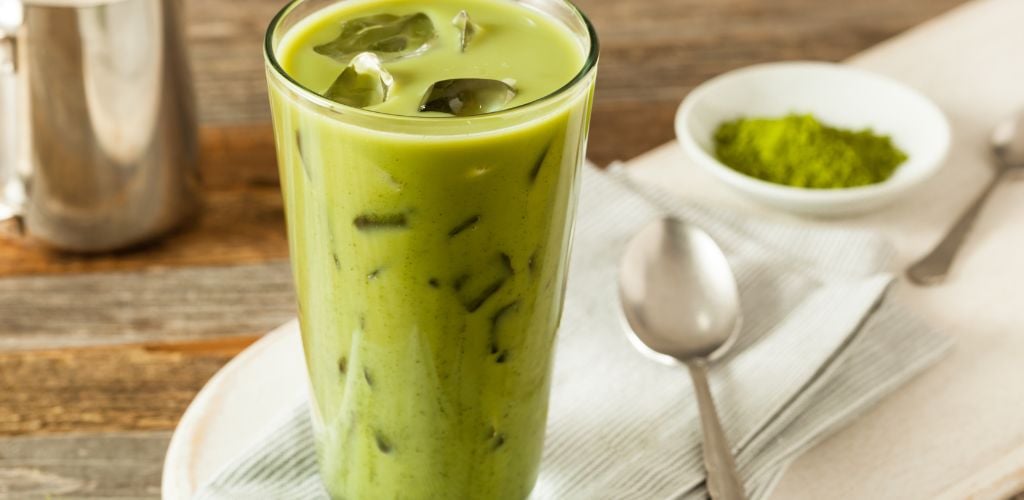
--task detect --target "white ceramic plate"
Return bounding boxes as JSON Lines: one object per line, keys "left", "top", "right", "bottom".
{"left": 675, "top": 61, "right": 951, "bottom": 216}
{"left": 162, "top": 321, "right": 306, "bottom": 500}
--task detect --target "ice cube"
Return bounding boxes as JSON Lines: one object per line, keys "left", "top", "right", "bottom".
{"left": 418, "top": 78, "right": 517, "bottom": 116}
{"left": 314, "top": 13, "right": 435, "bottom": 64}
{"left": 323, "top": 52, "right": 394, "bottom": 108}
{"left": 451, "top": 10, "right": 480, "bottom": 52}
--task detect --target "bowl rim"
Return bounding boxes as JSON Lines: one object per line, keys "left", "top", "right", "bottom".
{"left": 675, "top": 60, "right": 951, "bottom": 205}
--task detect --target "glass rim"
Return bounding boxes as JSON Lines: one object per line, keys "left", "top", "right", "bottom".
{"left": 263, "top": 0, "right": 600, "bottom": 123}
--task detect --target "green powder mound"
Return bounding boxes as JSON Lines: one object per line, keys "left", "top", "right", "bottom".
{"left": 712, "top": 114, "right": 908, "bottom": 189}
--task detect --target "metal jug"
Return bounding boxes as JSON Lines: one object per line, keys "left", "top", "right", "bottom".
{"left": 0, "top": 0, "right": 199, "bottom": 252}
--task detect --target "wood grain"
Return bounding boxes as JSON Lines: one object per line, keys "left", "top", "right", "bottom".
{"left": 0, "top": 261, "right": 293, "bottom": 351}
{"left": 0, "top": 432, "right": 168, "bottom": 498}
{"left": 0, "top": 337, "right": 256, "bottom": 436}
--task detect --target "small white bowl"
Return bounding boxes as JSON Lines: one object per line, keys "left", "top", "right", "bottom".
{"left": 675, "top": 61, "right": 950, "bottom": 216}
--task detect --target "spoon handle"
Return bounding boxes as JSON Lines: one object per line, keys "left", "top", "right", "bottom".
{"left": 906, "top": 167, "right": 1007, "bottom": 286}
{"left": 687, "top": 360, "right": 747, "bottom": 500}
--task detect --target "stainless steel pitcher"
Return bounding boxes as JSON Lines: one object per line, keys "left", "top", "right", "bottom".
{"left": 0, "top": 0, "right": 199, "bottom": 252}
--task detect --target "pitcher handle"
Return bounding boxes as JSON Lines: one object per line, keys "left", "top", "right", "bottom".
{"left": 0, "top": 0, "right": 25, "bottom": 233}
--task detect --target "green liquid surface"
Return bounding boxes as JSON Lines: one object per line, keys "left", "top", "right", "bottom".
{"left": 269, "top": 0, "right": 593, "bottom": 498}
{"left": 280, "top": 0, "right": 584, "bottom": 116}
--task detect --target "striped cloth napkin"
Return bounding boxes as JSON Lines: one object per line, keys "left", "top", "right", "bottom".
{"left": 196, "top": 164, "right": 951, "bottom": 499}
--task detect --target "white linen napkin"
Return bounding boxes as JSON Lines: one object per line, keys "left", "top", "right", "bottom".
{"left": 196, "top": 164, "right": 951, "bottom": 499}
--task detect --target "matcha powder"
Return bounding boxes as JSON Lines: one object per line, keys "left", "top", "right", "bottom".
{"left": 713, "top": 114, "right": 908, "bottom": 189}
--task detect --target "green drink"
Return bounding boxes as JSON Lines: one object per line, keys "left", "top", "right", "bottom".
{"left": 263, "top": 0, "right": 597, "bottom": 497}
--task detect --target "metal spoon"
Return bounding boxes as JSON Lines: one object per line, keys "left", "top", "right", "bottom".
{"left": 619, "top": 216, "right": 747, "bottom": 500}
{"left": 907, "top": 111, "right": 1024, "bottom": 285}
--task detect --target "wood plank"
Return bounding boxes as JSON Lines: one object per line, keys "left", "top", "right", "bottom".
{"left": 198, "top": 124, "right": 278, "bottom": 190}
{"left": 0, "top": 261, "right": 294, "bottom": 351}
{"left": 0, "top": 432, "right": 168, "bottom": 498}
{"left": 0, "top": 337, "right": 256, "bottom": 436}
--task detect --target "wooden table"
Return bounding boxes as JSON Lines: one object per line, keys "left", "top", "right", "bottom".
{"left": 0, "top": 0, "right": 971, "bottom": 497}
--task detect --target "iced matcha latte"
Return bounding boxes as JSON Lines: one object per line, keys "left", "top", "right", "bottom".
{"left": 264, "top": 0, "right": 597, "bottom": 497}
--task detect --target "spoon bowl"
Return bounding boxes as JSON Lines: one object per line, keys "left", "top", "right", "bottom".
{"left": 619, "top": 217, "right": 740, "bottom": 362}
{"left": 619, "top": 216, "right": 747, "bottom": 500}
